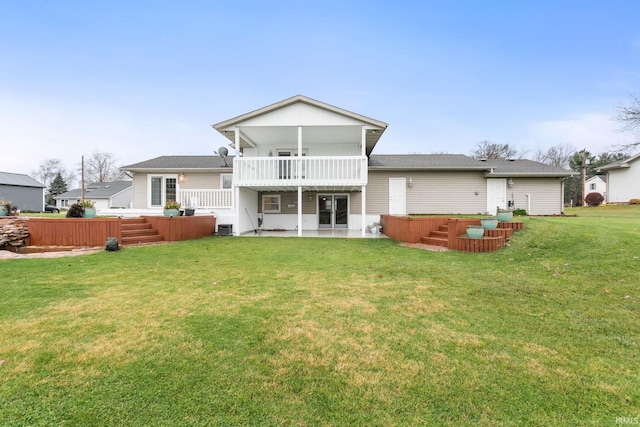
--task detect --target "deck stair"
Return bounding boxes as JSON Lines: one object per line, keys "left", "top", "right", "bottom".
{"left": 120, "top": 218, "right": 164, "bottom": 245}
{"left": 420, "top": 224, "right": 449, "bottom": 247}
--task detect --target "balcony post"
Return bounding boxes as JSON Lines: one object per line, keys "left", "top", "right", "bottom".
{"left": 361, "top": 185, "right": 366, "bottom": 237}
{"left": 297, "top": 186, "right": 302, "bottom": 237}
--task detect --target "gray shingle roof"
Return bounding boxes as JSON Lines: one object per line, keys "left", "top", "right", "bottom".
{"left": 0, "top": 171, "right": 45, "bottom": 188}
{"left": 369, "top": 155, "right": 573, "bottom": 176}
{"left": 598, "top": 152, "right": 640, "bottom": 171}
{"left": 479, "top": 159, "right": 574, "bottom": 176}
{"left": 55, "top": 181, "right": 132, "bottom": 200}
{"left": 121, "top": 155, "right": 233, "bottom": 171}
{"left": 369, "top": 154, "right": 487, "bottom": 169}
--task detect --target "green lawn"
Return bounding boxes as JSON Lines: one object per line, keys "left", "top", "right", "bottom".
{"left": 1, "top": 206, "right": 639, "bottom": 426}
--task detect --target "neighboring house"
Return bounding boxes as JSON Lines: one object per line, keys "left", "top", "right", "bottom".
{"left": 54, "top": 181, "right": 133, "bottom": 210}
{"left": 598, "top": 152, "right": 640, "bottom": 203}
{"left": 584, "top": 175, "right": 607, "bottom": 202}
{"left": 122, "top": 95, "right": 573, "bottom": 236}
{"left": 0, "top": 171, "right": 46, "bottom": 212}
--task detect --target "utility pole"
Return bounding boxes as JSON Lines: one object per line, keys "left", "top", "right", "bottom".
{"left": 81, "top": 155, "right": 85, "bottom": 202}
{"left": 581, "top": 155, "right": 590, "bottom": 206}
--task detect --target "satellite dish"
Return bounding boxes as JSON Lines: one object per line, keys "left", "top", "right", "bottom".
{"left": 217, "top": 146, "right": 229, "bottom": 166}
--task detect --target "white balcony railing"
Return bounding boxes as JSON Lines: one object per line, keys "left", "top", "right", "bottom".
{"left": 178, "top": 189, "right": 233, "bottom": 209}
{"left": 234, "top": 156, "right": 367, "bottom": 187}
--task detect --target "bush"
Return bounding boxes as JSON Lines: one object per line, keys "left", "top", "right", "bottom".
{"left": 629, "top": 199, "right": 640, "bottom": 205}
{"left": 585, "top": 192, "right": 604, "bottom": 206}
{"left": 512, "top": 208, "right": 527, "bottom": 216}
{"left": 66, "top": 204, "right": 85, "bottom": 218}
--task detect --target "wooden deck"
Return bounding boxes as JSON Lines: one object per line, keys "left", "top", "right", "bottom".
{"left": 25, "top": 216, "right": 216, "bottom": 247}
{"left": 381, "top": 215, "right": 524, "bottom": 253}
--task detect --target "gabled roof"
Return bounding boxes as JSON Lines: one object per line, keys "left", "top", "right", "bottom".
{"left": 212, "top": 95, "right": 388, "bottom": 156}
{"left": 598, "top": 152, "right": 640, "bottom": 171}
{"left": 0, "top": 171, "right": 45, "bottom": 188}
{"left": 121, "top": 156, "right": 233, "bottom": 172}
{"left": 55, "top": 181, "right": 132, "bottom": 200}
{"left": 585, "top": 175, "right": 606, "bottom": 183}
{"left": 213, "top": 94, "right": 388, "bottom": 131}
{"left": 369, "top": 155, "right": 573, "bottom": 177}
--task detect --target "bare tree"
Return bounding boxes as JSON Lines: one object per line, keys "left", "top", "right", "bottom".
{"left": 471, "top": 140, "right": 521, "bottom": 160}
{"left": 83, "top": 151, "right": 126, "bottom": 183}
{"left": 531, "top": 144, "right": 575, "bottom": 168}
{"left": 617, "top": 94, "right": 640, "bottom": 148}
{"left": 32, "top": 159, "right": 76, "bottom": 188}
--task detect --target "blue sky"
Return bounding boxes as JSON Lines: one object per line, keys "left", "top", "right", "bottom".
{"left": 1, "top": 1, "right": 639, "bottom": 178}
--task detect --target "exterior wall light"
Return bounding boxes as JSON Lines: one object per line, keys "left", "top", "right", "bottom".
{"left": 408, "top": 177, "right": 413, "bottom": 188}
{"left": 507, "top": 178, "right": 514, "bottom": 188}
{"left": 179, "top": 173, "right": 185, "bottom": 182}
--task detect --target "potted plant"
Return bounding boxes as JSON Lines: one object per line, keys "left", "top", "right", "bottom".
{"left": 80, "top": 200, "right": 96, "bottom": 218}
{"left": 0, "top": 198, "right": 11, "bottom": 217}
{"left": 481, "top": 217, "right": 499, "bottom": 230}
{"left": 466, "top": 225, "right": 484, "bottom": 239}
{"left": 163, "top": 200, "right": 181, "bottom": 217}
{"left": 496, "top": 209, "right": 513, "bottom": 222}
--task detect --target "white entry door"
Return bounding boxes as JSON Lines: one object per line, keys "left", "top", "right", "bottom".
{"left": 389, "top": 178, "right": 406, "bottom": 215}
{"left": 487, "top": 179, "right": 507, "bottom": 214}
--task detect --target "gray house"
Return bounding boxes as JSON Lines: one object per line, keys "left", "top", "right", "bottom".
{"left": 0, "top": 171, "right": 46, "bottom": 212}
{"left": 54, "top": 181, "right": 133, "bottom": 210}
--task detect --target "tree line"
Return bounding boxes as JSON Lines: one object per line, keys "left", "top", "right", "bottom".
{"left": 31, "top": 151, "right": 128, "bottom": 205}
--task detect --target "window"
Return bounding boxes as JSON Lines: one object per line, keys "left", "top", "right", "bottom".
{"left": 589, "top": 183, "right": 596, "bottom": 190}
{"left": 150, "top": 175, "right": 178, "bottom": 207}
{"left": 262, "top": 195, "right": 281, "bottom": 213}
{"left": 221, "top": 174, "right": 232, "bottom": 189}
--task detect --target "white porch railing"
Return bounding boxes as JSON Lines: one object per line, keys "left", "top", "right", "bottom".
{"left": 178, "top": 189, "right": 233, "bottom": 209}
{"left": 234, "top": 156, "right": 367, "bottom": 187}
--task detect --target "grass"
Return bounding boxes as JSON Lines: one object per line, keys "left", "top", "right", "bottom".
{"left": 1, "top": 205, "right": 639, "bottom": 426}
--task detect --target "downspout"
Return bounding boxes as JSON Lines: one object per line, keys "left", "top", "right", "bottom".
{"left": 526, "top": 193, "right": 531, "bottom": 215}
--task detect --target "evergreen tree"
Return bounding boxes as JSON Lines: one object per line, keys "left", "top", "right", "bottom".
{"left": 46, "top": 173, "right": 68, "bottom": 205}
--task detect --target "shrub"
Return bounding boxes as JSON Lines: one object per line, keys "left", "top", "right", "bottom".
{"left": 79, "top": 200, "right": 95, "bottom": 208}
{"left": 585, "top": 192, "right": 604, "bottom": 206}
{"left": 629, "top": 199, "right": 640, "bottom": 205}
{"left": 164, "top": 200, "right": 181, "bottom": 209}
{"left": 66, "top": 204, "right": 85, "bottom": 218}
{"left": 512, "top": 208, "right": 527, "bottom": 216}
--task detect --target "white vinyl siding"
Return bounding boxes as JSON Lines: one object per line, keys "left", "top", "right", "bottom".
{"left": 606, "top": 163, "right": 640, "bottom": 203}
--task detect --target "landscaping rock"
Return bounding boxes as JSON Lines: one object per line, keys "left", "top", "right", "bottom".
{"left": 105, "top": 237, "right": 119, "bottom": 251}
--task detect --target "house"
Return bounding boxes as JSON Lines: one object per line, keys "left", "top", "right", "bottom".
{"left": 598, "top": 152, "right": 640, "bottom": 203}
{"left": 584, "top": 175, "right": 607, "bottom": 202}
{"left": 0, "top": 171, "right": 46, "bottom": 212}
{"left": 54, "top": 181, "right": 133, "bottom": 210}
{"left": 121, "top": 95, "right": 573, "bottom": 236}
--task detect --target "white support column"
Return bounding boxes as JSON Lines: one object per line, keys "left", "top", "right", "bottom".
{"left": 361, "top": 185, "right": 366, "bottom": 237}
{"left": 234, "top": 127, "right": 241, "bottom": 235}
{"left": 361, "top": 126, "right": 366, "bottom": 157}
{"left": 298, "top": 186, "right": 303, "bottom": 237}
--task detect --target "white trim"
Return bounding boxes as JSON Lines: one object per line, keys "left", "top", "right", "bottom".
{"left": 147, "top": 174, "right": 178, "bottom": 208}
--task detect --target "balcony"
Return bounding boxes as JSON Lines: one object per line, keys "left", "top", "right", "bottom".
{"left": 233, "top": 156, "right": 367, "bottom": 188}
